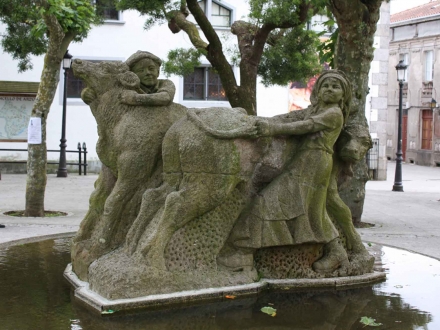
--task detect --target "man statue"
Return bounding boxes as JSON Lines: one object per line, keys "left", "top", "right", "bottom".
{"left": 81, "top": 51, "right": 175, "bottom": 106}
{"left": 120, "top": 51, "right": 175, "bottom": 106}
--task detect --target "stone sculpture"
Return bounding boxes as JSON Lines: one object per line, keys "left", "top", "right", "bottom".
{"left": 70, "top": 52, "right": 374, "bottom": 300}
{"left": 70, "top": 52, "right": 186, "bottom": 279}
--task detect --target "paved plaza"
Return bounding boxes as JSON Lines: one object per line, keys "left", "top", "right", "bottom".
{"left": 1, "top": 162, "right": 439, "bottom": 260}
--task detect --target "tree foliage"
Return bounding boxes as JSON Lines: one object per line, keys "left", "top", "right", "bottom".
{"left": 162, "top": 48, "right": 205, "bottom": 77}
{"left": 0, "top": 0, "right": 98, "bottom": 72}
{"left": 0, "top": 0, "right": 101, "bottom": 216}
{"left": 258, "top": 27, "right": 321, "bottom": 86}
{"left": 116, "top": 0, "right": 327, "bottom": 115}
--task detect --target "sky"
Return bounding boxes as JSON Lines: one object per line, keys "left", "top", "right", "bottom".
{"left": 390, "top": 0, "right": 432, "bottom": 15}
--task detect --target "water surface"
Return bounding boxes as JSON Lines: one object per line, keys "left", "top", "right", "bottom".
{"left": 0, "top": 239, "right": 438, "bottom": 329}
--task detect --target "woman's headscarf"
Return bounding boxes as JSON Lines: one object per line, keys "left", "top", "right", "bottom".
{"left": 309, "top": 70, "right": 352, "bottom": 124}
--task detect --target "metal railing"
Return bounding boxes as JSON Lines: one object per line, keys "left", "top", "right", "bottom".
{"left": 366, "top": 138, "right": 379, "bottom": 180}
{"left": 0, "top": 142, "right": 87, "bottom": 175}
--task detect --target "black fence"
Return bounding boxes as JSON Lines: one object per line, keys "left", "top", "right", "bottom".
{"left": 366, "top": 138, "right": 379, "bottom": 180}
{"left": 0, "top": 142, "right": 87, "bottom": 175}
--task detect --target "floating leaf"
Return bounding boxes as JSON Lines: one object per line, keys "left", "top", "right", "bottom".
{"left": 225, "top": 295, "right": 236, "bottom": 299}
{"left": 261, "top": 306, "right": 277, "bottom": 317}
{"left": 102, "top": 309, "right": 114, "bottom": 314}
{"left": 360, "top": 316, "right": 382, "bottom": 327}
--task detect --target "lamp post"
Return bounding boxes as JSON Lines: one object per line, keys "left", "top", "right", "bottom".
{"left": 392, "top": 60, "right": 408, "bottom": 192}
{"left": 57, "top": 50, "right": 73, "bottom": 178}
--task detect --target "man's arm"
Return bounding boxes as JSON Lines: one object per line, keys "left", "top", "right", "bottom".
{"left": 120, "top": 91, "right": 173, "bottom": 106}
{"left": 120, "top": 79, "right": 176, "bottom": 106}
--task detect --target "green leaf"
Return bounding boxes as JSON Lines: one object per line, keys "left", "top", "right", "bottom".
{"left": 162, "top": 48, "right": 205, "bottom": 77}
{"left": 360, "top": 316, "right": 382, "bottom": 327}
{"left": 261, "top": 306, "right": 277, "bottom": 317}
{"left": 102, "top": 309, "right": 114, "bottom": 314}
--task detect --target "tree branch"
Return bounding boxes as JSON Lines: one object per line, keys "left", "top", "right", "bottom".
{"left": 231, "top": 21, "right": 257, "bottom": 64}
{"left": 185, "top": 0, "right": 238, "bottom": 92}
{"left": 167, "top": 10, "right": 208, "bottom": 49}
{"left": 42, "top": 11, "right": 66, "bottom": 61}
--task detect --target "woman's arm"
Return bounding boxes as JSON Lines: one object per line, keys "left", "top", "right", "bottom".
{"left": 268, "top": 119, "right": 315, "bottom": 136}
{"left": 257, "top": 107, "right": 342, "bottom": 137}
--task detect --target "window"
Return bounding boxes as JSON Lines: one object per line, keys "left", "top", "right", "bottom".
{"left": 65, "top": 60, "right": 103, "bottom": 99}
{"left": 183, "top": 67, "right": 228, "bottom": 101}
{"left": 424, "top": 50, "right": 433, "bottom": 82}
{"left": 211, "top": 2, "right": 231, "bottom": 27}
{"left": 66, "top": 68, "right": 84, "bottom": 98}
{"left": 95, "top": 0, "right": 120, "bottom": 21}
{"left": 399, "top": 53, "right": 409, "bottom": 82}
{"left": 194, "top": 0, "right": 233, "bottom": 27}
{"left": 421, "top": 110, "right": 433, "bottom": 150}
{"left": 62, "top": 59, "right": 123, "bottom": 102}
{"left": 307, "top": 15, "right": 330, "bottom": 34}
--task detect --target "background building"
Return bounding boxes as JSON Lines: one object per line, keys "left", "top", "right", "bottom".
{"left": 1, "top": 1, "right": 392, "bottom": 175}
{"left": 387, "top": 1, "right": 440, "bottom": 167}
{"left": 0, "top": 0, "right": 290, "bottom": 171}
{"left": 366, "top": 1, "right": 391, "bottom": 179}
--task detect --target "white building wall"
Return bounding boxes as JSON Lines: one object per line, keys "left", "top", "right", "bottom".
{"left": 365, "top": 1, "right": 390, "bottom": 180}
{"left": 0, "top": 3, "right": 288, "bottom": 167}
{"left": 1, "top": 2, "right": 390, "bottom": 173}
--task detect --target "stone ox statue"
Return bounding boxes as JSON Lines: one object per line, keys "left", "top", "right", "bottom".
{"left": 71, "top": 52, "right": 374, "bottom": 300}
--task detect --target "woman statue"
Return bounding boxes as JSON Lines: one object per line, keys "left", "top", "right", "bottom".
{"left": 230, "top": 70, "right": 353, "bottom": 274}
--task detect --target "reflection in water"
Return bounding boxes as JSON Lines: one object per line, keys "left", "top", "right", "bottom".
{"left": 0, "top": 239, "right": 438, "bottom": 330}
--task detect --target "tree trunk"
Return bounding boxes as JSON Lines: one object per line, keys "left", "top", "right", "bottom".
{"left": 24, "top": 13, "right": 74, "bottom": 216}
{"left": 25, "top": 55, "right": 63, "bottom": 216}
{"left": 176, "top": 0, "right": 309, "bottom": 116}
{"left": 329, "top": 0, "right": 383, "bottom": 223}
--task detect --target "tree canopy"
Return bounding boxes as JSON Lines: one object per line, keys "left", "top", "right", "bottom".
{"left": 0, "top": 0, "right": 99, "bottom": 72}
{"left": 116, "top": 0, "right": 326, "bottom": 115}
{"left": 0, "top": 0, "right": 101, "bottom": 216}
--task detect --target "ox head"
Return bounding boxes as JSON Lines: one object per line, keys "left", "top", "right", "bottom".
{"left": 336, "top": 123, "right": 373, "bottom": 163}
{"left": 71, "top": 59, "right": 142, "bottom": 99}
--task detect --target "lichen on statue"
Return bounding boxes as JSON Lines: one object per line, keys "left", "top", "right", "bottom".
{"left": 70, "top": 51, "right": 186, "bottom": 281}
{"left": 70, "top": 57, "right": 374, "bottom": 298}
{"left": 226, "top": 71, "right": 356, "bottom": 274}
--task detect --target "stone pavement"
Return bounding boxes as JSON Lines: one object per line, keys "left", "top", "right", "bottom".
{"left": 359, "top": 161, "right": 440, "bottom": 260}
{"left": 0, "top": 163, "right": 439, "bottom": 260}
{"left": 0, "top": 173, "right": 96, "bottom": 247}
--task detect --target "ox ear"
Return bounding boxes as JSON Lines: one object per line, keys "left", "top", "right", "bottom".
{"left": 117, "top": 71, "right": 141, "bottom": 90}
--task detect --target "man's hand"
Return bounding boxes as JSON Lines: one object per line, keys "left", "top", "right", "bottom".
{"left": 81, "top": 88, "right": 97, "bottom": 105}
{"left": 119, "top": 90, "right": 140, "bottom": 105}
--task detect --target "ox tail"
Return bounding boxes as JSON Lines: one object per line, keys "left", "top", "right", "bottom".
{"left": 186, "top": 108, "right": 258, "bottom": 140}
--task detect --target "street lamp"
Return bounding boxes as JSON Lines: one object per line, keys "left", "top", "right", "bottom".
{"left": 392, "top": 60, "right": 408, "bottom": 192}
{"left": 56, "top": 50, "right": 73, "bottom": 178}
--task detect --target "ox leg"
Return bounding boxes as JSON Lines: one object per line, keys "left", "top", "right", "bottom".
{"left": 139, "top": 173, "right": 241, "bottom": 270}
{"left": 125, "top": 173, "right": 182, "bottom": 255}
{"left": 96, "top": 151, "right": 160, "bottom": 251}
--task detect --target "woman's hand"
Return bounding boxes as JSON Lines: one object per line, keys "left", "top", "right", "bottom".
{"left": 256, "top": 118, "right": 272, "bottom": 137}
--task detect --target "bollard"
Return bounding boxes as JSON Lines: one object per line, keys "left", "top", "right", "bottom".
{"left": 78, "top": 142, "right": 82, "bottom": 175}
{"left": 82, "top": 142, "right": 87, "bottom": 175}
